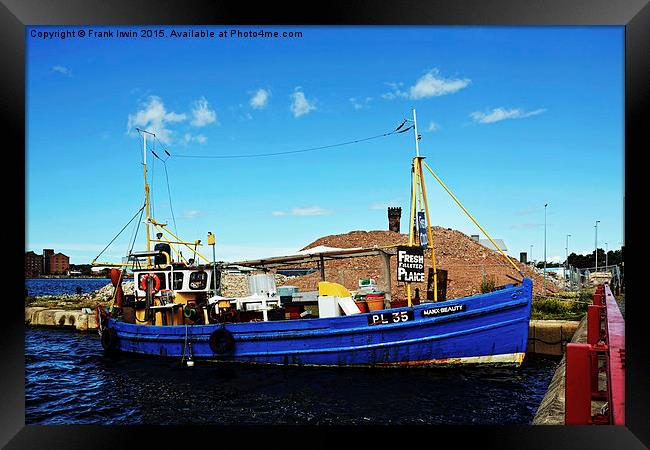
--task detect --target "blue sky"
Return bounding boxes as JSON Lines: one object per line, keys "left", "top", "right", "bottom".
{"left": 26, "top": 26, "right": 624, "bottom": 265}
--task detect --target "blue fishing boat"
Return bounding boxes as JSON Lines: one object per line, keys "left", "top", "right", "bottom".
{"left": 101, "top": 279, "right": 531, "bottom": 367}
{"left": 95, "top": 110, "right": 533, "bottom": 368}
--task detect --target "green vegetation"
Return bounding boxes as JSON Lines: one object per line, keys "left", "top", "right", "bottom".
{"left": 25, "top": 295, "right": 110, "bottom": 310}
{"left": 531, "top": 290, "right": 592, "bottom": 320}
{"left": 567, "top": 247, "right": 623, "bottom": 269}
{"left": 480, "top": 274, "right": 497, "bottom": 294}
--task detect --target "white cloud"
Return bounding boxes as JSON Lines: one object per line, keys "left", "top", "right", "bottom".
{"left": 349, "top": 96, "right": 373, "bottom": 110}
{"left": 426, "top": 121, "right": 439, "bottom": 132}
{"left": 51, "top": 65, "right": 72, "bottom": 76}
{"left": 383, "top": 69, "right": 470, "bottom": 100}
{"left": 409, "top": 69, "right": 471, "bottom": 99}
{"left": 290, "top": 89, "right": 316, "bottom": 118}
{"left": 273, "top": 206, "right": 331, "bottom": 216}
{"left": 183, "top": 133, "right": 207, "bottom": 145}
{"left": 250, "top": 88, "right": 271, "bottom": 110}
{"left": 291, "top": 206, "right": 330, "bottom": 216}
{"left": 470, "top": 107, "right": 546, "bottom": 124}
{"left": 191, "top": 97, "right": 217, "bottom": 127}
{"left": 127, "top": 95, "right": 187, "bottom": 144}
{"left": 183, "top": 209, "right": 202, "bottom": 219}
{"left": 381, "top": 82, "right": 404, "bottom": 100}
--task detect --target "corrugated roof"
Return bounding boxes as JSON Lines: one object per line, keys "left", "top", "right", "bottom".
{"left": 229, "top": 246, "right": 388, "bottom": 269}
{"left": 479, "top": 239, "right": 508, "bottom": 252}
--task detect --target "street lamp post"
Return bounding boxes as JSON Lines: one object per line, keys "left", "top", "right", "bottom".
{"left": 530, "top": 245, "right": 533, "bottom": 265}
{"left": 544, "top": 203, "right": 548, "bottom": 297}
{"left": 565, "top": 234, "right": 571, "bottom": 289}
{"left": 595, "top": 220, "right": 601, "bottom": 272}
{"left": 605, "top": 242, "right": 608, "bottom": 269}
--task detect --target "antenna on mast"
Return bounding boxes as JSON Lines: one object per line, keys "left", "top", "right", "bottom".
{"left": 136, "top": 127, "right": 156, "bottom": 267}
{"left": 412, "top": 108, "right": 420, "bottom": 157}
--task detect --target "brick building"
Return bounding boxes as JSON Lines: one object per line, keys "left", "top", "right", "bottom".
{"left": 25, "top": 249, "right": 70, "bottom": 276}
{"left": 25, "top": 251, "right": 43, "bottom": 277}
{"left": 49, "top": 252, "right": 70, "bottom": 275}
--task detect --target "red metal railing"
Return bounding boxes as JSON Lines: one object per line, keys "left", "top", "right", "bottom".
{"left": 565, "top": 283, "right": 625, "bottom": 425}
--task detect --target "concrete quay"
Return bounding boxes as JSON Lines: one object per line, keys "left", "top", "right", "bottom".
{"left": 25, "top": 307, "right": 99, "bottom": 332}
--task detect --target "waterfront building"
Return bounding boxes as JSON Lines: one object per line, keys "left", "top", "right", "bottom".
{"left": 50, "top": 252, "right": 70, "bottom": 275}
{"left": 24, "top": 249, "right": 70, "bottom": 276}
{"left": 42, "top": 249, "right": 54, "bottom": 274}
{"left": 25, "top": 251, "right": 43, "bottom": 277}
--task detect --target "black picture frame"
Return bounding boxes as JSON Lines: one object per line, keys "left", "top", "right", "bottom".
{"left": 5, "top": 0, "right": 648, "bottom": 448}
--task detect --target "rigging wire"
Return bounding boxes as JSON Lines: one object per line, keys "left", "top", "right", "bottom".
{"left": 170, "top": 123, "right": 413, "bottom": 160}
{"left": 92, "top": 203, "right": 146, "bottom": 263}
{"left": 163, "top": 162, "right": 178, "bottom": 235}
{"left": 150, "top": 139, "right": 178, "bottom": 235}
{"left": 134, "top": 119, "right": 413, "bottom": 241}
{"left": 128, "top": 203, "right": 146, "bottom": 257}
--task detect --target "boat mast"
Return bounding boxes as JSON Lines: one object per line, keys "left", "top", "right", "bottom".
{"left": 412, "top": 108, "right": 420, "bottom": 158}
{"left": 407, "top": 108, "right": 438, "bottom": 305}
{"left": 138, "top": 128, "right": 154, "bottom": 268}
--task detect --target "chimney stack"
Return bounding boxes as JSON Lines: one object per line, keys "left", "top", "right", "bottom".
{"left": 388, "top": 207, "right": 401, "bottom": 233}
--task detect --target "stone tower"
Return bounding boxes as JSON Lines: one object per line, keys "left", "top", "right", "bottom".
{"left": 388, "top": 207, "right": 402, "bottom": 233}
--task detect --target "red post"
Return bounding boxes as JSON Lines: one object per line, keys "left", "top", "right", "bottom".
{"left": 565, "top": 343, "right": 592, "bottom": 424}
{"left": 587, "top": 305, "right": 601, "bottom": 345}
{"left": 593, "top": 293, "right": 603, "bottom": 306}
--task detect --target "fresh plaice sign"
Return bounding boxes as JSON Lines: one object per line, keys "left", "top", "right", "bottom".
{"left": 397, "top": 246, "right": 425, "bottom": 282}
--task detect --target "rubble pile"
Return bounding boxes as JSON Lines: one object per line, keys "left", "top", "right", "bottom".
{"left": 277, "top": 229, "right": 560, "bottom": 299}
{"left": 25, "top": 281, "right": 136, "bottom": 310}
{"left": 220, "top": 272, "right": 290, "bottom": 297}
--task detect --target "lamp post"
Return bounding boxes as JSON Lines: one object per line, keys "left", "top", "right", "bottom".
{"left": 595, "top": 220, "right": 600, "bottom": 272}
{"left": 605, "top": 242, "right": 608, "bottom": 269}
{"left": 544, "top": 203, "right": 548, "bottom": 297}
{"left": 530, "top": 244, "right": 533, "bottom": 265}
{"left": 565, "top": 234, "right": 571, "bottom": 288}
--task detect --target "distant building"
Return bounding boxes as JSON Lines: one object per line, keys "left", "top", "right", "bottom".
{"left": 25, "top": 251, "right": 43, "bottom": 277}
{"left": 50, "top": 252, "right": 70, "bottom": 275}
{"left": 43, "top": 249, "right": 54, "bottom": 274}
{"left": 388, "top": 207, "right": 402, "bottom": 233}
{"left": 25, "top": 249, "right": 70, "bottom": 276}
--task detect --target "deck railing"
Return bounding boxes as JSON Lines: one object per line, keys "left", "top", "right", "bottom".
{"left": 565, "top": 283, "right": 625, "bottom": 425}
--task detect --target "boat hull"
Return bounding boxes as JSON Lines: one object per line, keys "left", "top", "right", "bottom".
{"left": 104, "top": 278, "right": 533, "bottom": 367}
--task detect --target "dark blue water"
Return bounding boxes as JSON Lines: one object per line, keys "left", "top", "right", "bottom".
{"left": 25, "top": 278, "right": 113, "bottom": 296}
{"left": 25, "top": 327, "right": 559, "bottom": 425}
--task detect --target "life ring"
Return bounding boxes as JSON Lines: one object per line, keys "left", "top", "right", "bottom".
{"left": 140, "top": 273, "right": 161, "bottom": 294}
{"left": 101, "top": 327, "right": 118, "bottom": 351}
{"left": 209, "top": 328, "right": 235, "bottom": 355}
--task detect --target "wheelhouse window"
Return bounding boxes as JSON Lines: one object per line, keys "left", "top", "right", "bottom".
{"left": 138, "top": 272, "right": 167, "bottom": 290}
{"left": 171, "top": 272, "right": 184, "bottom": 290}
{"left": 189, "top": 271, "right": 207, "bottom": 290}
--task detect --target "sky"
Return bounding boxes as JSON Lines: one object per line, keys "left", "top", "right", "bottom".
{"left": 26, "top": 26, "right": 624, "bottom": 265}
